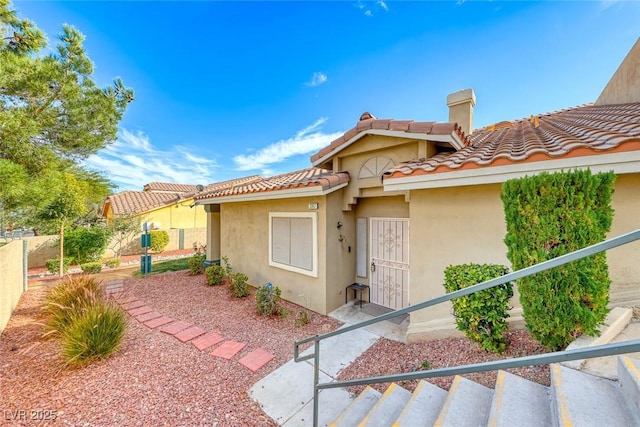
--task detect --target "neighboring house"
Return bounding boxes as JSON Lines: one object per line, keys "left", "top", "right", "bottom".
{"left": 102, "top": 176, "right": 261, "bottom": 229}
{"left": 196, "top": 38, "right": 640, "bottom": 342}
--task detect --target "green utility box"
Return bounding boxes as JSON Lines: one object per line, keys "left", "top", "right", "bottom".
{"left": 141, "top": 234, "right": 151, "bottom": 248}
{"left": 140, "top": 254, "right": 152, "bottom": 274}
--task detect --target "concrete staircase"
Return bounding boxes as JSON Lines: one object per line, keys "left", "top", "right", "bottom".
{"left": 329, "top": 356, "right": 640, "bottom": 427}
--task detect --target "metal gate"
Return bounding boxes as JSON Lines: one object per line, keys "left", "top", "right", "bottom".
{"left": 369, "top": 218, "right": 409, "bottom": 310}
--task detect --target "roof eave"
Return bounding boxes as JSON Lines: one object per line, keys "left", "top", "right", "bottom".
{"left": 311, "top": 129, "right": 462, "bottom": 167}
{"left": 196, "top": 182, "right": 348, "bottom": 205}
{"left": 383, "top": 150, "right": 640, "bottom": 191}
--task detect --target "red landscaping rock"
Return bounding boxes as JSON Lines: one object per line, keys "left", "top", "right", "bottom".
{"left": 191, "top": 332, "right": 224, "bottom": 351}
{"left": 174, "top": 326, "right": 207, "bottom": 343}
{"left": 159, "top": 320, "right": 193, "bottom": 336}
{"left": 143, "top": 316, "right": 174, "bottom": 329}
{"left": 238, "top": 348, "right": 275, "bottom": 372}
{"left": 211, "top": 341, "right": 246, "bottom": 360}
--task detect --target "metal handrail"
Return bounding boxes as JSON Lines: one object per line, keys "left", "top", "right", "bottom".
{"left": 293, "top": 229, "right": 640, "bottom": 427}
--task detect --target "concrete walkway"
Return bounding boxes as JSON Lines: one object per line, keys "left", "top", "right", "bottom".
{"left": 249, "top": 301, "right": 409, "bottom": 426}
{"left": 250, "top": 324, "right": 379, "bottom": 426}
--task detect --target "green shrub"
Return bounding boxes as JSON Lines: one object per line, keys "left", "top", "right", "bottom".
{"left": 64, "top": 226, "right": 111, "bottom": 264}
{"left": 60, "top": 300, "right": 127, "bottom": 366}
{"left": 230, "top": 272, "right": 250, "bottom": 298}
{"left": 149, "top": 230, "right": 169, "bottom": 253}
{"left": 43, "top": 276, "right": 104, "bottom": 336}
{"left": 294, "top": 310, "right": 310, "bottom": 327}
{"left": 443, "top": 263, "right": 513, "bottom": 354}
{"left": 256, "top": 283, "right": 283, "bottom": 316}
{"left": 502, "top": 170, "right": 615, "bottom": 351}
{"left": 105, "top": 258, "right": 122, "bottom": 268}
{"left": 188, "top": 253, "right": 206, "bottom": 275}
{"left": 221, "top": 255, "right": 233, "bottom": 276}
{"left": 205, "top": 265, "right": 225, "bottom": 286}
{"left": 45, "top": 257, "right": 71, "bottom": 274}
{"left": 80, "top": 262, "right": 102, "bottom": 274}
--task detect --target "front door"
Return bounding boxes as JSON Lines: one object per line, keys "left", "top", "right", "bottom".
{"left": 369, "top": 218, "right": 409, "bottom": 310}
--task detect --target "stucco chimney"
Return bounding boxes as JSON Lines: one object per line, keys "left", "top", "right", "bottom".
{"left": 447, "top": 88, "right": 476, "bottom": 135}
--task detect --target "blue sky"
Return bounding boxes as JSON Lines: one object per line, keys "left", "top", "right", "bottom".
{"left": 12, "top": 1, "right": 640, "bottom": 191}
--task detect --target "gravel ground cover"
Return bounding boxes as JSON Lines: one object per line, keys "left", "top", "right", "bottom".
{"left": 338, "top": 329, "right": 551, "bottom": 396}
{"left": 2, "top": 270, "right": 551, "bottom": 426}
{"left": 1, "top": 272, "right": 340, "bottom": 426}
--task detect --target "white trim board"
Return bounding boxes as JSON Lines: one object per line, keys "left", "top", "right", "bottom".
{"left": 196, "top": 182, "right": 348, "bottom": 205}
{"left": 383, "top": 151, "right": 640, "bottom": 191}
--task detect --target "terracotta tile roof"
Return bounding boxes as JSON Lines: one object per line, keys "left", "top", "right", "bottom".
{"left": 200, "top": 175, "right": 262, "bottom": 194}
{"left": 106, "top": 191, "right": 182, "bottom": 216}
{"left": 384, "top": 103, "right": 640, "bottom": 179}
{"left": 310, "top": 112, "right": 468, "bottom": 165}
{"left": 143, "top": 182, "right": 200, "bottom": 193}
{"left": 106, "top": 176, "right": 264, "bottom": 215}
{"left": 196, "top": 168, "right": 349, "bottom": 200}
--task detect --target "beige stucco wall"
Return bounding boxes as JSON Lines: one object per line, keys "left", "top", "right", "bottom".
{"left": 607, "top": 173, "right": 640, "bottom": 303}
{"left": 337, "top": 137, "right": 423, "bottom": 210}
{"left": 405, "top": 173, "right": 640, "bottom": 342}
{"left": 220, "top": 196, "right": 331, "bottom": 314}
{"left": 596, "top": 38, "right": 640, "bottom": 105}
{"left": 0, "top": 240, "right": 26, "bottom": 336}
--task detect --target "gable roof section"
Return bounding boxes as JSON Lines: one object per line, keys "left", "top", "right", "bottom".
{"left": 310, "top": 113, "right": 468, "bottom": 167}
{"left": 383, "top": 103, "right": 640, "bottom": 190}
{"left": 105, "top": 191, "right": 182, "bottom": 216}
{"left": 196, "top": 168, "right": 349, "bottom": 204}
{"left": 143, "top": 182, "right": 200, "bottom": 193}
{"left": 104, "top": 176, "right": 264, "bottom": 216}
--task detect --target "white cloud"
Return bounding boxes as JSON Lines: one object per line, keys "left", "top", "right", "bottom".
{"left": 233, "top": 118, "right": 343, "bottom": 171}
{"left": 306, "top": 72, "right": 328, "bottom": 87}
{"left": 356, "top": 0, "right": 390, "bottom": 16}
{"left": 83, "top": 128, "right": 219, "bottom": 191}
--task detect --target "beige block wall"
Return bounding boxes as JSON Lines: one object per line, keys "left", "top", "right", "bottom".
{"left": 26, "top": 236, "right": 59, "bottom": 268}
{"left": 406, "top": 174, "right": 640, "bottom": 342}
{"left": 220, "top": 196, "right": 333, "bottom": 314}
{"left": 0, "top": 240, "right": 26, "bottom": 336}
{"left": 23, "top": 228, "right": 207, "bottom": 268}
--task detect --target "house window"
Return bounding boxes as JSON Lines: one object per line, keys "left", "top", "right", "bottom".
{"left": 269, "top": 212, "right": 318, "bottom": 277}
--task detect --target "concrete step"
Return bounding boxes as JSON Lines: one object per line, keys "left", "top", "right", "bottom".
{"left": 487, "top": 370, "right": 551, "bottom": 427}
{"left": 393, "top": 380, "right": 447, "bottom": 426}
{"left": 359, "top": 383, "right": 411, "bottom": 426}
{"left": 330, "top": 386, "right": 381, "bottom": 427}
{"left": 433, "top": 376, "right": 493, "bottom": 427}
{"left": 618, "top": 356, "right": 640, "bottom": 425}
{"left": 550, "top": 363, "right": 636, "bottom": 426}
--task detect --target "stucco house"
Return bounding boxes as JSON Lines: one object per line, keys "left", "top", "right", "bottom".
{"left": 102, "top": 176, "right": 260, "bottom": 229}
{"left": 196, "top": 38, "right": 640, "bottom": 342}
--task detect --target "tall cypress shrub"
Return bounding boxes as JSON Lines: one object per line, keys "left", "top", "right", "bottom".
{"left": 501, "top": 169, "right": 615, "bottom": 350}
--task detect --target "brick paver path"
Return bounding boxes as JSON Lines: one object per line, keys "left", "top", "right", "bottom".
{"left": 109, "top": 280, "right": 275, "bottom": 372}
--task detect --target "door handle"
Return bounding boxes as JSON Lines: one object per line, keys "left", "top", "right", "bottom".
{"left": 370, "top": 261, "right": 375, "bottom": 273}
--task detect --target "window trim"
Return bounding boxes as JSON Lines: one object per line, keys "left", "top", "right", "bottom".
{"left": 268, "top": 212, "right": 318, "bottom": 277}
